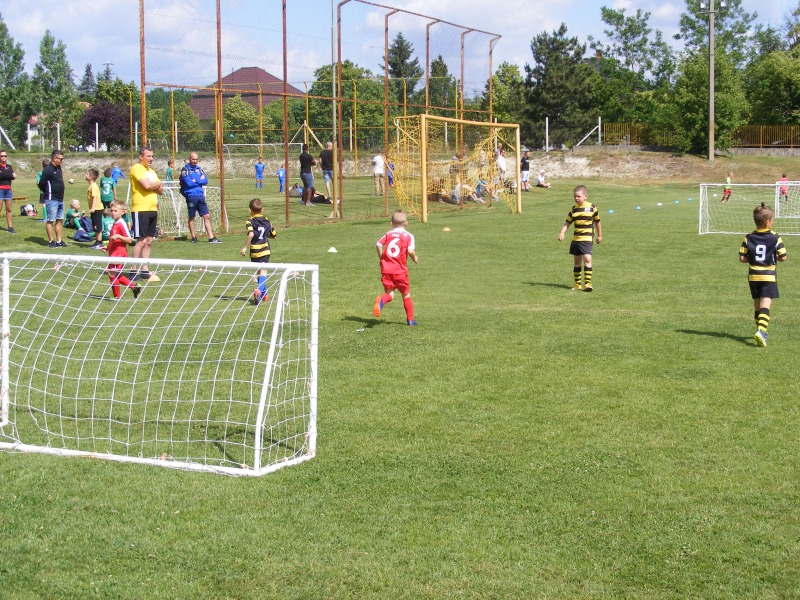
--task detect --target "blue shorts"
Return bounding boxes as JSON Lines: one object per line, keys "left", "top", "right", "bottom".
{"left": 301, "top": 172, "right": 314, "bottom": 191}
{"left": 185, "top": 196, "right": 209, "bottom": 219}
{"left": 45, "top": 200, "right": 64, "bottom": 222}
{"left": 0, "top": 189, "right": 12, "bottom": 200}
{"left": 323, "top": 170, "right": 333, "bottom": 184}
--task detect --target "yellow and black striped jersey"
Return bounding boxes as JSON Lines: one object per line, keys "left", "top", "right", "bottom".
{"left": 245, "top": 213, "right": 277, "bottom": 261}
{"left": 565, "top": 203, "right": 600, "bottom": 242}
{"left": 740, "top": 228, "right": 786, "bottom": 282}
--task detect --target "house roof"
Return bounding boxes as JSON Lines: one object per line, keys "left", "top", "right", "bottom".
{"left": 188, "top": 67, "right": 305, "bottom": 120}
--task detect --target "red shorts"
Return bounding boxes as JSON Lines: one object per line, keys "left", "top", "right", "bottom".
{"left": 381, "top": 272, "right": 409, "bottom": 295}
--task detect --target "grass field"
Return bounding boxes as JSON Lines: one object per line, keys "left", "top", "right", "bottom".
{"left": 1, "top": 175, "right": 799, "bottom": 598}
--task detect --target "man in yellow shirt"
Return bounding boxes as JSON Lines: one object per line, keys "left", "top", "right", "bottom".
{"left": 129, "top": 147, "right": 163, "bottom": 279}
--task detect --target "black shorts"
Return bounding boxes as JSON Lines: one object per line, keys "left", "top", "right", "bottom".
{"left": 569, "top": 241, "right": 593, "bottom": 256}
{"left": 91, "top": 211, "right": 103, "bottom": 234}
{"left": 131, "top": 211, "right": 158, "bottom": 239}
{"left": 749, "top": 281, "right": 779, "bottom": 300}
{"left": 251, "top": 255, "right": 271, "bottom": 264}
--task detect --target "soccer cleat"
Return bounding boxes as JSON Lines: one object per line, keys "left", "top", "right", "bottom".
{"left": 48, "top": 240, "right": 56, "bottom": 249}
{"left": 57, "top": 241, "right": 67, "bottom": 247}
{"left": 407, "top": 320, "right": 418, "bottom": 326}
{"left": 191, "top": 237, "right": 198, "bottom": 243}
{"left": 754, "top": 330, "right": 768, "bottom": 347}
{"left": 572, "top": 284, "right": 582, "bottom": 291}
{"left": 131, "top": 285, "right": 141, "bottom": 299}
{"left": 584, "top": 284, "right": 593, "bottom": 292}
{"left": 373, "top": 296, "right": 384, "bottom": 317}
{"left": 253, "top": 289, "right": 268, "bottom": 305}
{"left": 208, "top": 237, "right": 223, "bottom": 244}
{"left": 7, "top": 227, "right": 16, "bottom": 234}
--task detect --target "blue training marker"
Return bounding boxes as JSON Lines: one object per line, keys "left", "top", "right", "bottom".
{"left": 687, "top": 197, "right": 693, "bottom": 202}
{"left": 635, "top": 206, "right": 641, "bottom": 210}
{"left": 675, "top": 200, "right": 680, "bottom": 204}
{"left": 608, "top": 209, "right": 614, "bottom": 214}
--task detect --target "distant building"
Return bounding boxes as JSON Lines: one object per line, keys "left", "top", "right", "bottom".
{"left": 188, "top": 67, "right": 305, "bottom": 120}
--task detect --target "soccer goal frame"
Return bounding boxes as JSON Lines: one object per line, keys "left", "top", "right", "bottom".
{"left": 0, "top": 253, "right": 318, "bottom": 476}
{"left": 158, "top": 182, "right": 228, "bottom": 237}
{"left": 699, "top": 182, "right": 800, "bottom": 235}
{"left": 391, "top": 114, "right": 522, "bottom": 223}
{"left": 222, "top": 143, "right": 303, "bottom": 180}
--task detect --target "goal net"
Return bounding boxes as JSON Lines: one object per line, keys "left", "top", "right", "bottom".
{"left": 699, "top": 182, "right": 800, "bottom": 235}
{"left": 158, "top": 182, "right": 228, "bottom": 237}
{"left": 0, "top": 253, "right": 318, "bottom": 476}
{"left": 222, "top": 143, "right": 303, "bottom": 180}
{"left": 391, "top": 114, "right": 522, "bottom": 222}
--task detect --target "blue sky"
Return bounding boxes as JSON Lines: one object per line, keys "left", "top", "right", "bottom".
{"left": 5, "top": 0, "right": 797, "bottom": 97}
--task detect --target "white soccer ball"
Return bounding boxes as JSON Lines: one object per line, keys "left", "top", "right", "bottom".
{"left": 68, "top": 178, "right": 74, "bottom": 184}
{"left": 713, "top": 194, "right": 717, "bottom": 197}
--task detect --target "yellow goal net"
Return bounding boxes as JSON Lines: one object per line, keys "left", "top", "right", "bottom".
{"left": 390, "top": 114, "right": 521, "bottom": 222}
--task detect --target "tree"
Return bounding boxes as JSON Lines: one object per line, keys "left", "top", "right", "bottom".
{"left": 76, "top": 101, "right": 130, "bottom": 149}
{"left": 383, "top": 32, "right": 423, "bottom": 106}
{"left": 173, "top": 101, "right": 204, "bottom": 150}
{"left": 426, "top": 55, "right": 457, "bottom": 116}
{"left": 745, "top": 50, "right": 800, "bottom": 124}
{"left": 786, "top": 1, "right": 800, "bottom": 49}
{"left": 523, "top": 24, "right": 599, "bottom": 149}
{"left": 480, "top": 62, "right": 524, "bottom": 124}
{"left": 676, "top": 0, "right": 756, "bottom": 68}
{"left": 0, "top": 13, "right": 34, "bottom": 145}
{"left": 32, "top": 31, "right": 77, "bottom": 144}
{"left": 222, "top": 94, "right": 259, "bottom": 144}
{"left": 97, "top": 63, "right": 113, "bottom": 83}
{"left": 77, "top": 63, "right": 96, "bottom": 101}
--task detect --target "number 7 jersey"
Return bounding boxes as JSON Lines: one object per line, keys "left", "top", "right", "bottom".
{"left": 377, "top": 227, "right": 415, "bottom": 275}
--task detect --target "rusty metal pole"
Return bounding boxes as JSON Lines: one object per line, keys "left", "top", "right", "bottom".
{"left": 383, "top": 10, "right": 398, "bottom": 215}
{"left": 488, "top": 36, "right": 500, "bottom": 123}
{"left": 425, "top": 20, "right": 439, "bottom": 113}
{"left": 336, "top": 1, "right": 352, "bottom": 219}
{"left": 139, "top": 0, "right": 147, "bottom": 146}
{"left": 216, "top": 0, "right": 226, "bottom": 227}
{"left": 283, "top": 0, "right": 290, "bottom": 225}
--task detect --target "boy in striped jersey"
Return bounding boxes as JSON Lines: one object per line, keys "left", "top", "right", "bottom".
{"left": 739, "top": 203, "right": 787, "bottom": 347}
{"left": 558, "top": 185, "right": 602, "bottom": 291}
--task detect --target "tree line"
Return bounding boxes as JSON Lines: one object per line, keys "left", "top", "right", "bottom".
{"left": 1, "top": 1, "right": 798, "bottom": 157}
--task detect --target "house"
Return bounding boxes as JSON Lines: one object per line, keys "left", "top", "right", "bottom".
{"left": 188, "top": 67, "right": 305, "bottom": 120}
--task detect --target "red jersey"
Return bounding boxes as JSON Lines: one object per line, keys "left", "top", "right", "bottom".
{"left": 108, "top": 219, "right": 131, "bottom": 259}
{"left": 779, "top": 177, "right": 789, "bottom": 195}
{"left": 377, "top": 227, "right": 415, "bottom": 275}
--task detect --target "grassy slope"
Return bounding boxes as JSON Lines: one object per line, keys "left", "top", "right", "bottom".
{"left": 0, "top": 169, "right": 799, "bottom": 598}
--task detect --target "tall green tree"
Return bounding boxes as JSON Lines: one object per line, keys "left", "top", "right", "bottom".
{"left": 223, "top": 94, "right": 259, "bottom": 144}
{"left": 0, "top": 13, "right": 33, "bottom": 145}
{"left": 77, "top": 63, "right": 96, "bottom": 101}
{"left": 745, "top": 50, "right": 800, "bottom": 124}
{"left": 480, "top": 62, "right": 524, "bottom": 125}
{"left": 786, "top": 1, "right": 800, "bottom": 49}
{"left": 32, "top": 31, "right": 77, "bottom": 145}
{"left": 425, "top": 55, "right": 457, "bottom": 116}
{"left": 676, "top": 0, "right": 756, "bottom": 67}
{"left": 383, "top": 32, "right": 423, "bottom": 107}
{"left": 173, "top": 101, "right": 204, "bottom": 150}
{"left": 523, "top": 23, "right": 599, "bottom": 149}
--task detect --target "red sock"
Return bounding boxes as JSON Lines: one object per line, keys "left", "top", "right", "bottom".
{"left": 381, "top": 293, "right": 393, "bottom": 306}
{"left": 403, "top": 296, "right": 414, "bottom": 320}
{"left": 109, "top": 273, "right": 134, "bottom": 298}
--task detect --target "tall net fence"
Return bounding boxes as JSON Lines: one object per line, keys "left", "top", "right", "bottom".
{"left": 140, "top": 0, "right": 503, "bottom": 227}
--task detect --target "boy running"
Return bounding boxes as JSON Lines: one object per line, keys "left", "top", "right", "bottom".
{"left": 373, "top": 210, "right": 419, "bottom": 326}
{"left": 240, "top": 198, "right": 277, "bottom": 304}
{"left": 104, "top": 200, "right": 140, "bottom": 300}
{"left": 739, "top": 203, "right": 787, "bottom": 347}
{"left": 558, "top": 185, "right": 602, "bottom": 291}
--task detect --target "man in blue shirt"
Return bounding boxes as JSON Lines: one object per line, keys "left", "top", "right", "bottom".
{"left": 180, "top": 152, "right": 222, "bottom": 244}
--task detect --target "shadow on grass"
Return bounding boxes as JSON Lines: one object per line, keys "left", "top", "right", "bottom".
{"left": 25, "top": 236, "right": 56, "bottom": 248}
{"left": 676, "top": 329, "right": 753, "bottom": 346}
{"left": 342, "top": 315, "right": 389, "bottom": 329}
{"left": 524, "top": 281, "right": 573, "bottom": 290}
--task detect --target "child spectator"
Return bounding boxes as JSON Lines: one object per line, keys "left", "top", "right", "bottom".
{"left": 240, "top": 198, "right": 277, "bottom": 304}
{"left": 101, "top": 207, "right": 114, "bottom": 244}
{"left": 85, "top": 168, "right": 104, "bottom": 250}
{"left": 165, "top": 158, "right": 175, "bottom": 181}
{"left": 275, "top": 166, "right": 286, "bottom": 192}
{"left": 65, "top": 199, "right": 84, "bottom": 230}
{"left": 387, "top": 162, "right": 395, "bottom": 188}
{"left": 373, "top": 210, "right": 419, "bottom": 326}
{"left": 558, "top": 185, "right": 602, "bottom": 292}
{"left": 739, "top": 203, "right": 787, "bottom": 347}
{"left": 99, "top": 168, "right": 116, "bottom": 209}
{"left": 536, "top": 169, "right": 552, "bottom": 188}
{"left": 104, "top": 200, "right": 140, "bottom": 300}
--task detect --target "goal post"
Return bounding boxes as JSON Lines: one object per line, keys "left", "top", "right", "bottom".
{"left": 391, "top": 114, "right": 522, "bottom": 223}
{"left": 699, "top": 182, "right": 800, "bottom": 235}
{"left": 0, "top": 253, "right": 318, "bottom": 476}
{"left": 157, "top": 182, "right": 228, "bottom": 238}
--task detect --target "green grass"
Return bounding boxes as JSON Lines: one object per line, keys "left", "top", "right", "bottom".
{"left": 1, "top": 178, "right": 799, "bottom": 598}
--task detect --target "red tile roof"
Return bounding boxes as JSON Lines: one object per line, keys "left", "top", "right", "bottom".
{"left": 188, "top": 67, "right": 305, "bottom": 120}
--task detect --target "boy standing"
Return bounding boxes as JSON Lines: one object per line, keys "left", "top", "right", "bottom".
{"left": 739, "top": 203, "right": 787, "bottom": 347}
{"left": 371, "top": 149, "right": 385, "bottom": 196}
{"left": 558, "top": 185, "right": 602, "bottom": 292}
{"left": 86, "top": 168, "right": 104, "bottom": 249}
{"left": 520, "top": 150, "right": 531, "bottom": 191}
{"left": 275, "top": 166, "right": 286, "bottom": 192}
{"left": 778, "top": 173, "right": 789, "bottom": 203}
{"left": 253, "top": 157, "right": 266, "bottom": 190}
{"left": 99, "top": 167, "right": 116, "bottom": 209}
{"left": 373, "top": 210, "right": 419, "bottom": 326}
{"left": 165, "top": 159, "right": 175, "bottom": 181}
{"left": 240, "top": 198, "right": 277, "bottom": 304}
{"left": 104, "top": 200, "right": 140, "bottom": 300}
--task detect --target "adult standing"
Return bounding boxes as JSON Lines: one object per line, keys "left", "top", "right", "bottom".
{"left": 0, "top": 150, "right": 16, "bottom": 234}
{"left": 180, "top": 151, "right": 222, "bottom": 244}
{"left": 520, "top": 150, "right": 531, "bottom": 191}
{"left": 298, "top": 144, "right": 316, "bottom": 206}
{"left": 37, "top": 149, "right": 67, "bottom": 247}
{"left": 496, "top": 147, "right": 507, "bottom": 181}
{"left": 319, "top": 141, "right": 334, "bottom": 200}
{"left": 129, "top": 147, "right": 162, "bottom": 280}
{"left": 372, "top": 149, "right": 385, "bottom": 196}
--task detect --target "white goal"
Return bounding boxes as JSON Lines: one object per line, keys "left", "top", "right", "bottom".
{"left": 699, "top": 182, "right": 800, "bottom": 235}
{"left": 158, "top": 182, "right": 228, "bottom": 238}
{"left": 0, "top": 253, "right": 318, "bottom": 476}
